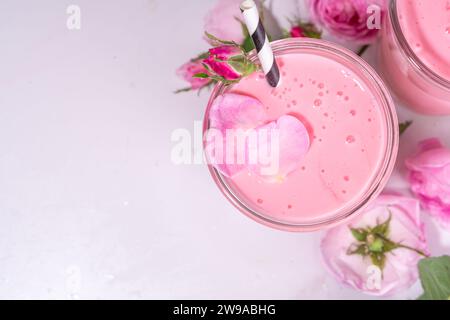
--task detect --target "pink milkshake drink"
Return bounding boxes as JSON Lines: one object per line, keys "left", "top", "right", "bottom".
{"left": 378, "top": 0, "right": 450, "bottom": 115}
{"left": 203, "top": 39, "right": 398, "bottom": 232}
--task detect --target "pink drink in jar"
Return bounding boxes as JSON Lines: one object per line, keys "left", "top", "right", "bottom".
{"left": 378, "top": 0, "right": 450, "bottom": 115}
{"left": 204, "top": 39, "right": 398, "bottom": 232}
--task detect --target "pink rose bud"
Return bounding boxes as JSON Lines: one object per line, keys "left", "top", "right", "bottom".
{"left": 321, "top": 194, "right": 428, "bottom": 296}
{"left": 290, "top": 26, "right": 305, "bottom": 38}
{"left": 406, "top": 138, "right": 450, "bottom": 230}
{"left": 176, "top": 60, "right": 211, "bottom": 91}
{"left": 308, "top": 0, "right": 386, "bottom": 44}
{"left": 286, "top": 22, "right": 322, "bottom": 39}
{"left": 203, "top": 46, "right": 256, "bottom": 82}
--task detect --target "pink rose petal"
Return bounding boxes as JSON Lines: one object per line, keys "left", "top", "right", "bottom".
{"left": 206, "top": 93, "right": 267, "bottom": 177}
{"left": 209, "top": 46, "right": 241, "bottom": 60}
{"left": 249, "top": 115, "right": 310, "bottom": 181}
{"left": 208, "top": 93, "right": 267, "bottom": 131}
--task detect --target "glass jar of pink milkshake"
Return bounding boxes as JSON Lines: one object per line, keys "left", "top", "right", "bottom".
{"left": 378, "top": 0, "right": 450, "bottom": 115}
{"left": 203, "top": 38, "right": 399, "bottom": 232}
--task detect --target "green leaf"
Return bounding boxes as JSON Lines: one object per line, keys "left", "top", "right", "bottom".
{"left": 350, "top": 228, "right": 367, "bottom": 242}
{"left": 418, "top": 256, "right": 450, "bottom": 300}
{"left": 242, "top": 35, "right": 255, "bottom": 53}
{"left": 193, "top": 73, "right": 209, "bottom": 79}
{"left": 205, "top": 32, "right": 240, "bottom": 47}
{"left": 399, "top": 121, "right": 413, "bottom": 136}
{"left": 206, "top": 74, "right": 240, "bottom": 86}
{"left": 236, "top": 18, "right": 255, "bottom": 53}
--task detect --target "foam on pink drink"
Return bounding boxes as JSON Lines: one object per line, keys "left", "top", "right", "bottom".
{"left": 397, "top": 0, "right": 450, "bottom": 80}
{"left": 213, "top": 49, "right": 390, "bottom": 225}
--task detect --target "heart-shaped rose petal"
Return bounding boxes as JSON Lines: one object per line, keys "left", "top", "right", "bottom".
{"left": 205, "top": 94, "right": 310, "bottom": 180}
{"left": 249, "top": 115, "right": 310, "bottom": 182}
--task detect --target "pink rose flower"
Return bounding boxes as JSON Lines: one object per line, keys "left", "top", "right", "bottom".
{"left": 290, "top": 26, "right": 305, "bottom": 38}
{"left": 176, "top": 60, "right": 211, "bottom": 91}
{"left": 406, "top": 138, "right": 450, "bottom": 229}
{"left": 204, "top": 0, "right": 246, "bottom": 45}
{"left": 308, "top": 0, "right": 386, "bottom": 44}
{"left": 203, "top": 46, "right": 256, "bottom": 82}
{"left": 321, "top": 194, "right": 428, "bottom": 296}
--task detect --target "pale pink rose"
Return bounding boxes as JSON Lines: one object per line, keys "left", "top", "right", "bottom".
{"left": 176, "top": 60, "right": 210, "bottom": 90}
{"left": 406, "top": 138, "right": 450, "bottom": 229}
{"left": 203, "top": 46, "right": 250, "bottom": 81}
{"left": 308, "top": 0, "right": 386, "bottom": 44}
{"left": 321, "top": 194, "right": 428, "bottom": 296}
{"left": 205, "top": 94, "right": 310, "bottom": 179}
{"left": 204, "top": 0, "right": 246, "bottom": 45}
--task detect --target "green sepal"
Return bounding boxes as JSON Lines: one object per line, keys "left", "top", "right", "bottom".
{"left": 350, "top": 228, "right": 367, "bottom": 242}
{"left": 193, "top": 73, "right": 209, "bottom": 79}
{"left": 399, "top": 121, "right": 413, "bottom": 136}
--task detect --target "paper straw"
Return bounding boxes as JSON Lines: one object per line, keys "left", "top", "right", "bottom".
{"left": 240, "top": 0, "right": 280, "bottom": 87}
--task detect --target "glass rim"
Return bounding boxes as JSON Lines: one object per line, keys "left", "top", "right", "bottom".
{"left": 203, "top": 38, "right": 399, "bottom": 232}
{"left": 389, "top": 0, "right": 450, "bottom": 90}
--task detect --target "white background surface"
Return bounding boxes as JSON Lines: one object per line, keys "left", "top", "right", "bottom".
{"left": 0, "top": 0, "right": 449, "bottom": 299}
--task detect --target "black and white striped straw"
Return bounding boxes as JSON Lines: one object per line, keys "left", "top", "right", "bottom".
{"left": 240, "top": 0, "right": 280, "bottom": 87}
